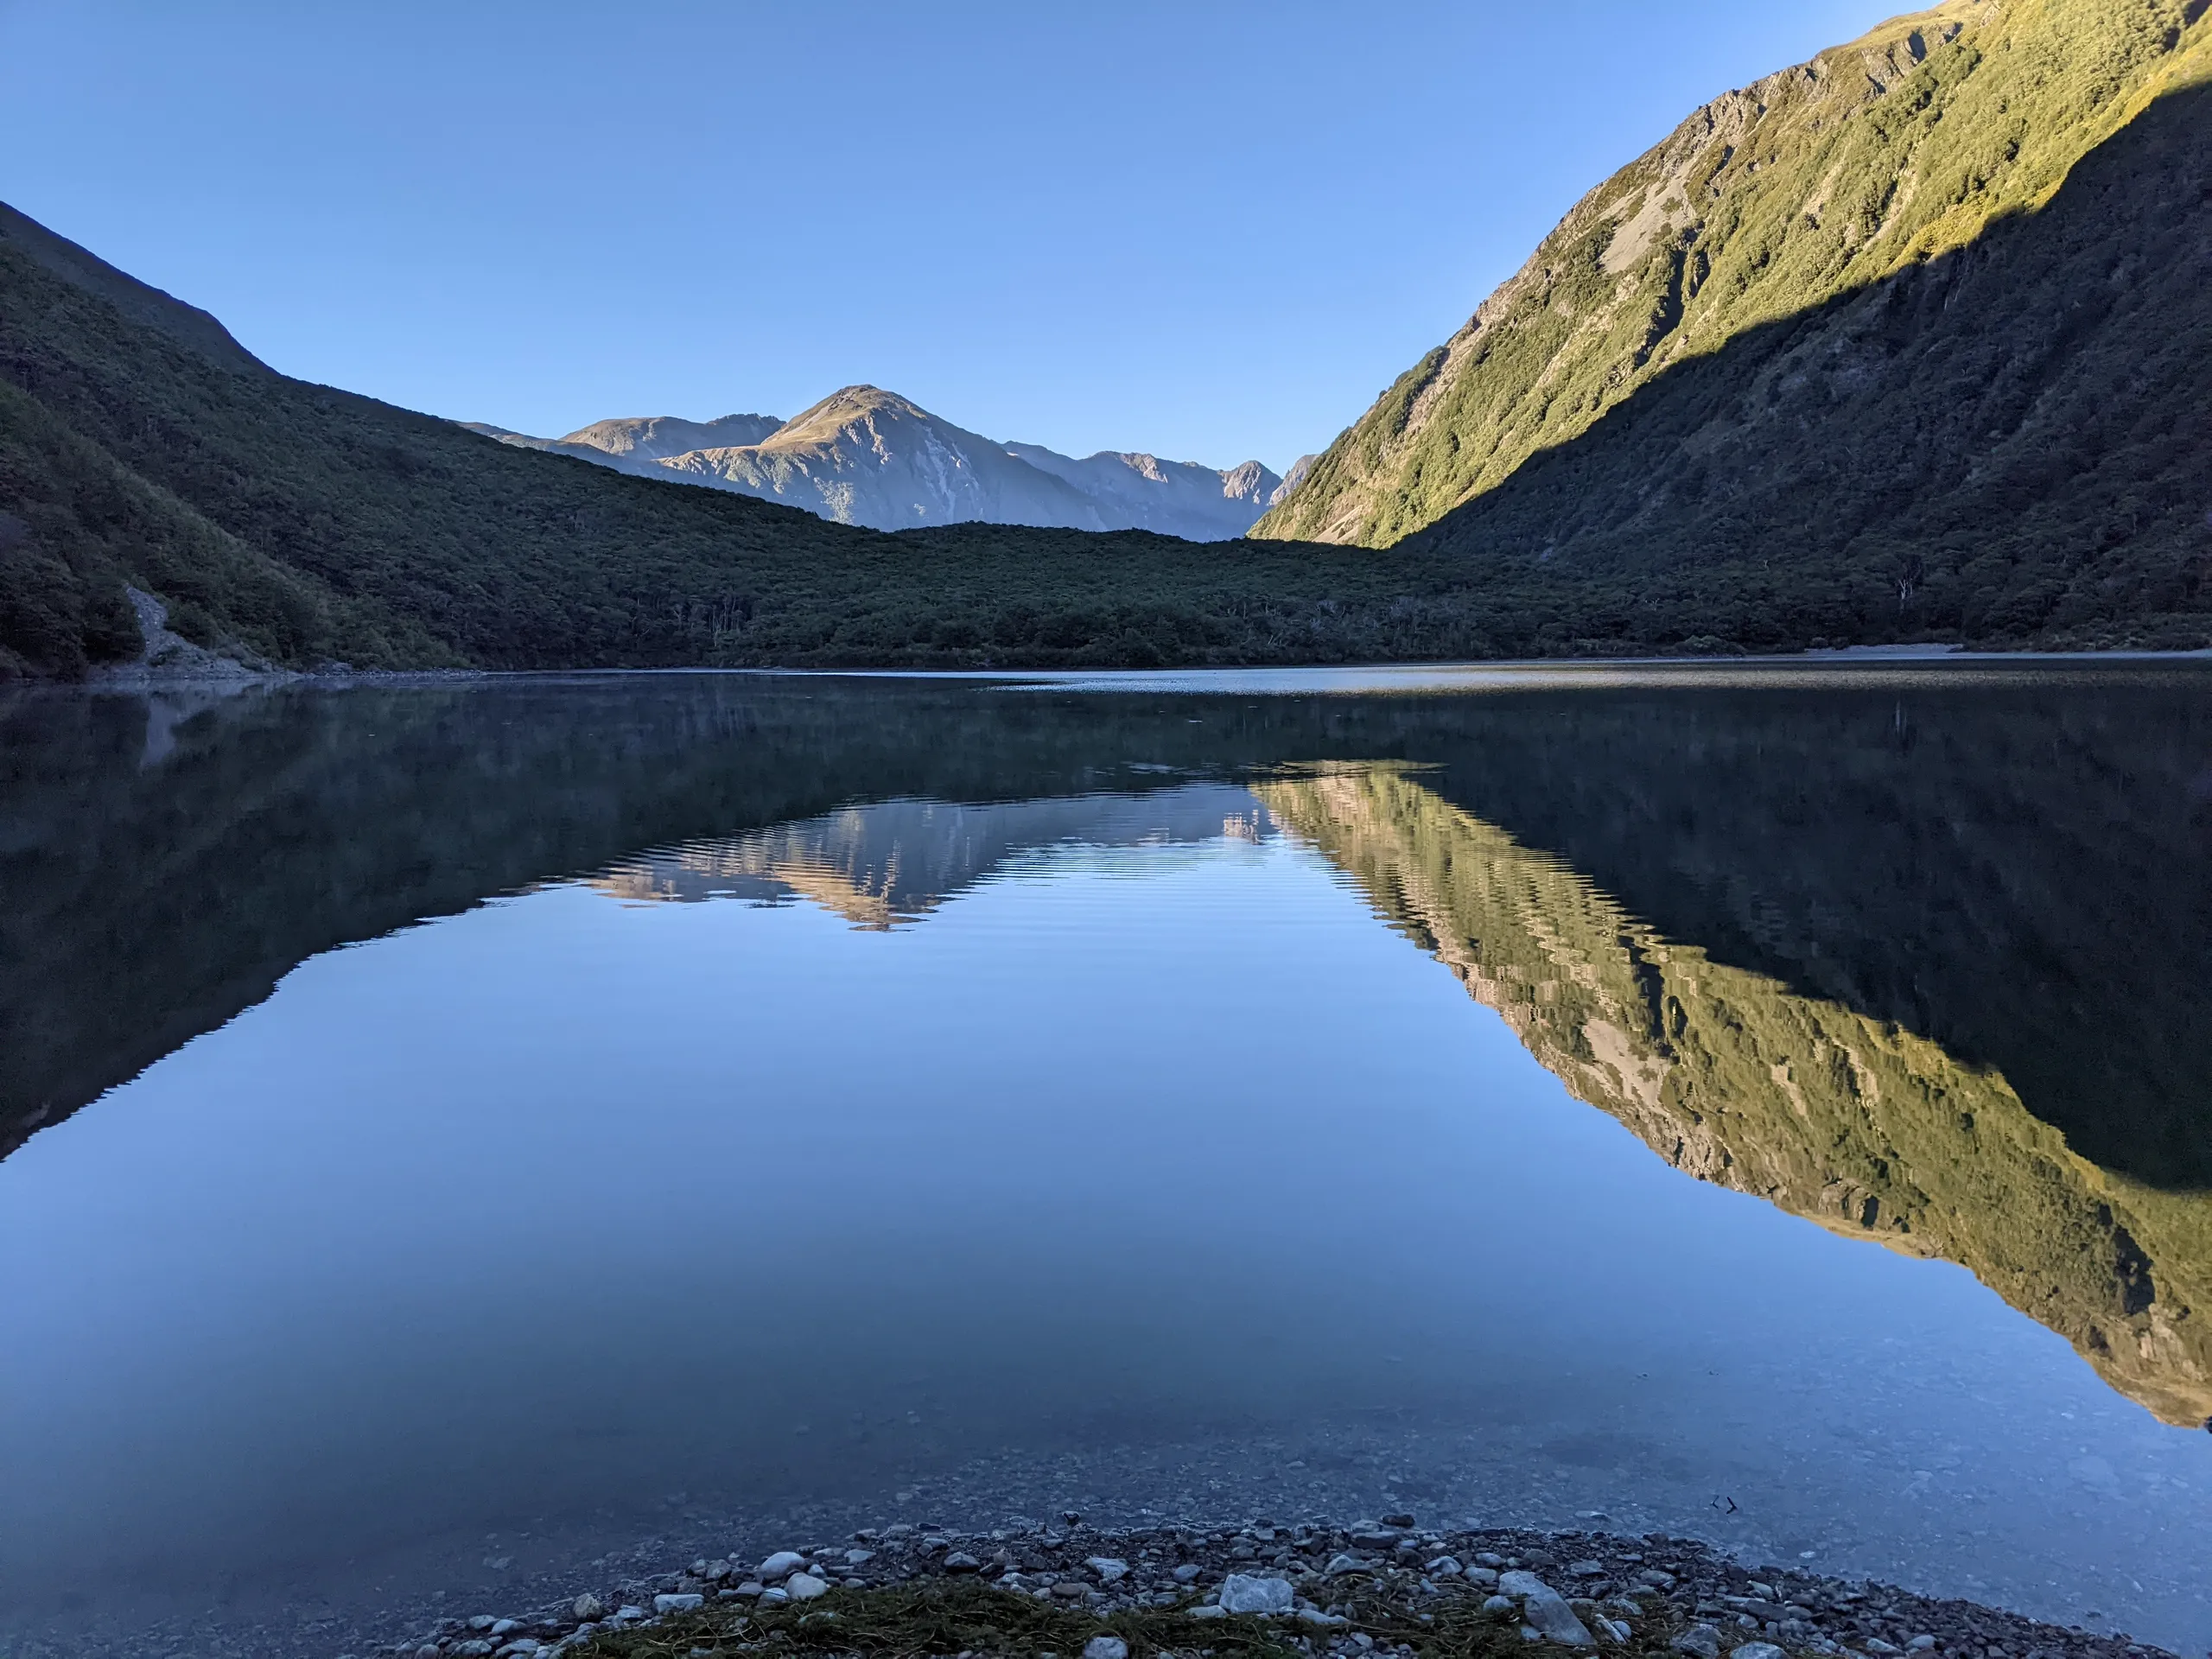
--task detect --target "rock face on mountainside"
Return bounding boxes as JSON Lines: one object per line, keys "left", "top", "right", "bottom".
{"left": 1268, "top": 454, "right": 1317, "bottom": 508}
{"left": 477, "top": 386, "right": 1281, "bottom": 541}
{"left": 1255, "top": 0, "right": 2212, "bottom": 642}
{"left": 1260, "top": 766, "right": 2212, "bottom": 1428}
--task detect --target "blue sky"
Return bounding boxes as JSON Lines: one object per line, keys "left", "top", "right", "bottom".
{"left": 1, "top": 2, "right": 1899, "bottom": 474}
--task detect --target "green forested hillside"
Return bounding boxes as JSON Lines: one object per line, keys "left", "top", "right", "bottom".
{"left": 1255, "top": 0, "right": 2212, "bottom": 652}
{"left": 0, "top": 208, "right": 1431, "bottom": 677}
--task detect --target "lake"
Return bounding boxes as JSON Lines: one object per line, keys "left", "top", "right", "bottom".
{"left": 4, "top": 664, "right": 2210, "bottom": 1659}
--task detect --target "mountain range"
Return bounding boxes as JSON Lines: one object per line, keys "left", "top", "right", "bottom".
{"left": 467, "top": 390, "right": 1294, "bottom": 541}
{"left": 2, "top": 0, "right": 2209, "bottom": 677}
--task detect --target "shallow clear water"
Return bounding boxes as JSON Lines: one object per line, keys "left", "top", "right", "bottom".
{"left": 3, "top": 667, "right": 2210, "bottom": 1657}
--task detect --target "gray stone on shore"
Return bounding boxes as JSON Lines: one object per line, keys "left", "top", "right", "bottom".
{"left": 1218, "top": 1573, "right": 1295, "bottom": 1615}
{"left": 1087, "top": 1555, "right": 1130, "bottom": 1582}
{"left": 1500, "top": 1571, "right": 1597, "bottom": 1646}
{"left": 653, "top": 1592, "right": 702, "bottom": 1614}
{"left": 944, "top": 1551, "right": 982, "bottom": 1573}
{"left": 1084, "top": 1638, "right": 1130, "bottom": 1659}
{"left": 1732, "top": 1646, "right": 1788, "bottom": 1659}
{"left": 1173, "top": 1563, "right": 1203, "bottom": 1583}
{"left": 785, "top": 1573, "right": 829, "bottom": 1600}
{"left": 572, "top": 1593, "right": 605, "bottom": 1621}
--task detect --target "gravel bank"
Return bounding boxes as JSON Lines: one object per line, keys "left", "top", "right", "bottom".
{"left": 363, "top": 1518, "right": 2179, "bottom": 1659}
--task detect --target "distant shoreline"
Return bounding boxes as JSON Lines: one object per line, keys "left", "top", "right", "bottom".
{"left": 38, "top": 645, "right": 2212, "bottom": 695}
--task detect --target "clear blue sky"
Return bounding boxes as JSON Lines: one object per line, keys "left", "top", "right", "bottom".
{"left": 1, "top": 1, "right": 1898, "bottom": 474}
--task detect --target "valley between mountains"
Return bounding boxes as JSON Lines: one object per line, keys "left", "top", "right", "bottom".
{"left": 2, "top": 0, "right": 2209, "bottom": 677}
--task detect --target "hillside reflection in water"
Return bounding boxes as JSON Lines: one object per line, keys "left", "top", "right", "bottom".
{"left": 3, "top": 668, "right": 2210, "bottom": 1659}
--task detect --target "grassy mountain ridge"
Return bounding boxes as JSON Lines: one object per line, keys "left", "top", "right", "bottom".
{"left": 1258, "top": 0, "right": 2210, "bottom": 545}
{"left": 1261, "top": 765, "right": 2212, "bottom": 1427}
{"left": 1253, "top": 0, "right": 2212, "bottom": 651}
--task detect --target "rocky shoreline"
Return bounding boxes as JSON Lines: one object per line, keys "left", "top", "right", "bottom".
{"left": 358, "top": 1519, "right": 2179, "bottom": 1659}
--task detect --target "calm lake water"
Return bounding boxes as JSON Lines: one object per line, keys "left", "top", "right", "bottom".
{"left": 4, "top": 665, "right": 2211, "bottom": 1658}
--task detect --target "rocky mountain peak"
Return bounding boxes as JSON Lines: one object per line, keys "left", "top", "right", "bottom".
{"left": 474, "top": 385, "right": 1280, "bottom": 541}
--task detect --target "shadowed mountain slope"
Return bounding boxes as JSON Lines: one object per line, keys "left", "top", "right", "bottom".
{"left": 1255, "top": 0, "right": 2212, "bottom": 651}
{"left": 0, "top": 201, "right": 262, "bottom": 372}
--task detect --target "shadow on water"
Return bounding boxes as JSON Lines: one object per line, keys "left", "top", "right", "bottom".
{"left": 4, "top": 665, "right": 2211, "bottom": 1420}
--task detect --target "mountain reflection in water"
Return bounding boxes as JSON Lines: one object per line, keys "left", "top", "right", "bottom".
{"left": 1255, "top": 767, "right": 2212, "bottom": 1428}
{"left": 4, "top": 665, "right": 2211, "bottom": 1433}
{"left": 594, "top": 790, "right": 1269, "bottom": 927}
{"left": 569, "top": 763, "right": 2212, "bottom": 1428}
